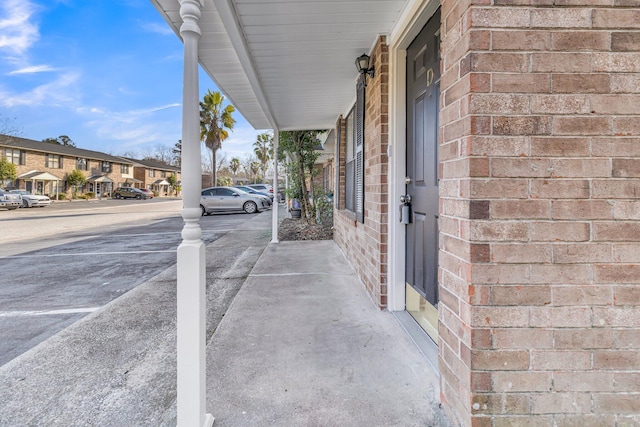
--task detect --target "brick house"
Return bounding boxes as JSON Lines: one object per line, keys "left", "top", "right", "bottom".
{"left": 1, "top": 134, "right": 136, "bottom": 198}
{"left": 154, "top": 1, "right": 640, "bottom": 425}
{"left": 122, "top": 157, "right": 181, "bottom": 197}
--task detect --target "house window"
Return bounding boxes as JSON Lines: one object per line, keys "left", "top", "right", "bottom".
{"left": 101, "top": 161, "right": 112, "bottom": 173}
{"left": 76, "top": 158, "right": 87, "bottom": 170}
{"left": 343, "top": 76, "right": 365, "bottom": 223}
{"left": 149, "top": 169, "right": 155, "bottom": 178}
{"left": 4, "top": 148, "right": 25, "bottom": 165}
{"left": 161, "top": 171, "right": 166, "bottom": 178}
{"left": 121, "top": 164, "right": 130, "bottom": 174}
{"left": 45, "top": 153, "right": 62, "bottom": 169}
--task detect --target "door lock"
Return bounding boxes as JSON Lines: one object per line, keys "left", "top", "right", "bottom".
{"left": 400, "top": 194, "right": 412, "bottom": 224}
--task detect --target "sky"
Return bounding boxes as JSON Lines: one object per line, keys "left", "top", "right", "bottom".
{"left": 0, "top": 0, "right": 262, "bottom": 162}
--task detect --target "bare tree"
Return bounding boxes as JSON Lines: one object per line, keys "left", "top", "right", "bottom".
{"left": 0, "top": 114, "right": 21, "bottom": 136}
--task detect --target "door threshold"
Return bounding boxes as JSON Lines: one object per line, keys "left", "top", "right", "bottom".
{"left": 392, "top": 310, "right": 439, "bottom": 376}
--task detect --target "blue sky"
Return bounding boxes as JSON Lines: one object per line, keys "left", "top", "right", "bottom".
{"left": 0, "top": 0, "right": 260, "bottom": 161}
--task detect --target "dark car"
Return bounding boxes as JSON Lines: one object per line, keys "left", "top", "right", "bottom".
{"left": 113, "top": 187, "right": 151, "bottom": 200}
{"left": 234, "top": 186, "right": 272, "bottom": 206}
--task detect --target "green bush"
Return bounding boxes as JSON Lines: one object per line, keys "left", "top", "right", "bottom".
{"left": 85, "top": 192, "right": 95, "bottom": 199}
{"left": 50, "top": 194, "right": 66, "bottom": 200}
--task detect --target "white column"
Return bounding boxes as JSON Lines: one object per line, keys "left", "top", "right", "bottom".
{"left": 271, "top": 130, "right": 279, "bottom": 243}
{"left": 177, "top": 1, "right": 213, "bottom": 426}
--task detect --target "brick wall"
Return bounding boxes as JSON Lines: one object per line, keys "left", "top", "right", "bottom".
{"left": 440, "top": 2, "right": 640, "bottom": 426}
{"left": 14, "top": 151, "right": 130, "bottom": 197}
{"left": 334, "top": 36, "right": 390, "bottom": 308}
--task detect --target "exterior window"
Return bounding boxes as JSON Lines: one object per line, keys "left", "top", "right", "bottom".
{"left": 4, "top": 149, "right": 25, "bottom": 165}
{"left": 343, "top": 76, "right": 365, "bottom": 223}
{"left": 149, "top": 169, "right": 156, "bottom": 178}
{"left": 121, "top": 164, "right": 130, "bottom": 174}
{"left": 76, "top": 158, "right": 87, "bottom": 170}
{"left": 45, "top": 153, "right": 62, "bottom": 169}
{"left": 161, "top": 171, "right": 166, "bottom": 178}
{"left": 101, "top": 161, "right": 112, "bottom": 173}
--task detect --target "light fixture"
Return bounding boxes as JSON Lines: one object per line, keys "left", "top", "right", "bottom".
{"left": 355, "top": 53, "right": 374, "bottom": 86}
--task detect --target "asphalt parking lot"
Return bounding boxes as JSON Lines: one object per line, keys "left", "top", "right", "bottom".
{"left": 0, "top": 198, "right": 265, "bottom": 366}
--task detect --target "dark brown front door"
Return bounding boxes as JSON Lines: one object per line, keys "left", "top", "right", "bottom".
{"left": 406, "top": 10, "right": 441, "bottom": 311}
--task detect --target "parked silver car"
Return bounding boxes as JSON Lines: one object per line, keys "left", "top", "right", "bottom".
{"left": 200, "top": 186, "right": 269, "bottom": 215}
{"left": 0, "top": 189, "right": 21, "bottom": 210}
{"left": 9, "top": 190, "right": 51, "bottom": 208}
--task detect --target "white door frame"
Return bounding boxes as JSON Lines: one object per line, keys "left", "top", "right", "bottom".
{"left": 387, "top": 0, "right": 440, "bottom": 311}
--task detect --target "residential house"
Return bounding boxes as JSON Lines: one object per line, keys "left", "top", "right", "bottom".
{"left": 0, "top": 134, "right": 135, "bottom": 198}
{"left": 153, "top": 1, "right": 640, "bottom": 426}
{"left": 122, "top": 157, "right": 181, "bottom": 197}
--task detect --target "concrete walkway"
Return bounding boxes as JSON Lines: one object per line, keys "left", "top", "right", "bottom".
{"left": 0, "top": 211, "right": 448, "bottom": 426}
{"left": 206, "top": 239, "right": 448, "bottom": 426}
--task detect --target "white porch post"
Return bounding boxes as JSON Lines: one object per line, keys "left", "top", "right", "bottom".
{"left": 271, "top": 130, "right": 279, "bottom": 243}
{"left": 177, "top": 1, "right": 213, "bottom": 427}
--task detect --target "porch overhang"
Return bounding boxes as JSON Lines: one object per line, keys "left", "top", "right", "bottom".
{"left": 86, "top": 175, "right": 113, "bottom": 183}
{"left": 150, "top": 0, "right": 410, "bottom": 131}
{"left": 17, "top": 171, "right": 62, "bottom": 181}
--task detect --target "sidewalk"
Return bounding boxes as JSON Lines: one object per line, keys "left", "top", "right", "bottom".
{"left": 205, "top": 239, "right": 449, "bottom": 426}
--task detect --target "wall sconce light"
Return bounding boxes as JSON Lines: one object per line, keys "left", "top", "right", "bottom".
{"left": 355, "top": 53, "right": 374, "bottom": 87}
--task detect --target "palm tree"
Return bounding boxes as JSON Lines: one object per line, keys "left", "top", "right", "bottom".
{"left": 199, "top": 90, "right": 235, "bottom": 187}
{"left": 229, "top": 157, "right": 241, "bottom": 180}
{"left": 253, "top": 132, "right": 273, "bottom": 181}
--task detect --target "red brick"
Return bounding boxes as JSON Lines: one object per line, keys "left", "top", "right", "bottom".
{"left": 493, "top": 116, "right": 552, "bottom": 136}
{"left": 531, "top": 350, "right": 591, "bottom": 370}
{"left": 611, "top": 74, "right": 640, "bottom": 93}
{"left": 531, "top": 95, "right": 591, "bottom": 114}
{"left": 491, "top": 244, "right": 552, "bottom": 264}
{"left": 472, "top": 306, "right": 530, "bottom": 328}
{"left": 531, "top": 306, "right": 592, "bottom": 327}
{"left": 470, "top": 8, "right": 530, "bottom": 28}
{"left": 531, "top": 8, "right": 592, "bottom": 28}
{"left": 471, "top": 53, "right": 530, "bottom": 73}
{"left": 531, "top": 265, "right": 592, "bottom": 285}
{"left": 594, "top": 393, "right": 640, "bottom": 414}
{"left": 492, "top": 284, "right": 551, "bottom": 305}
{"left": 593, "top": 350, "right": 640, "bottom": 370}
{"left": 530, "top": 221, "right": 591, "bottom": 242}
{"left": 552, "top": 31, "right": 611, "bottom": 51}
{"left": 492, "top": 371, "right": 552, "bottom": 392}
{"left": 531, "top": 136, "right": 591, "bottom": 157}
{"left": 592, "top": 179, "right": 640, "bottom": 198}
{"left": 593, "top": 9, "right": 640, "bottom": 29}
{"left": 552, "top": 200, "right": 613, "bottom": 220}
{"left": 465, "top": 136, "right": 529, "bottom": 157}
{"left": 554, "top": 116, "right": 612, "bottom": 135}
{"left": 491, "top": 200, "right": 551, "bottom": 219}
{"left": 471, "top": 349, "right": 530, "bottom": 371}
{"left": 471, "top": 393, "right": 530, "bottom": 415}
{"left": 491, "top": 158, "right": 551, "bottom": 178}
{"left": 614, "top": 116, "right": 640, "bottom": 135}
{"left": 466, "top": 178, "right": 529, "bottom": 199}
{"left": 614, "top": 285, "right": 640, "bottom": 305}
{"left": 593, "top": 53, "right": 640, "bottom": 72}
{"left": 594, "top": 264, "right": 640, "bottom": 283}
{"left": 613, "top": 159, "right": 640, "bottom": 178}
{"left": 492, "top": 73, "right": 551, "bottom": 93}
{"left": 493, "top": 328, "right": 553, "bottom": 350}
{"left": 593, "top": 222, "right": 640, "bottom": 242}
{"left": 612, "top": 32, "right": 640, "bottom": 52}
{"left": 553, "top": 284, "right": 613, "bottom": 305}
{"left": 592, "top": 137, "right": 640, "bottom": 157}
{"left": 614, "top": 373, "right": 640, "bottom": 392}
{"left": 613, "top": 201, "right": 640, "bottom": 220}
{"left": 553, "top": 415, "right": 617, "bottom": 427}
{"left": 531, "top": 392, "right": 591, "bottom": 414}
{"left": 613, "top": 243, "right": 640, "bottom": 262}
{"left": 469, "top": 94, "right": 529, "bottom": 114}
{"left": 552, "top": 74, "right": 611, "bottom": 93}
{"left": 470, "top": 221, "right": 530, "bottom": 242}
{"left": 550, "top": 159, "right": 611, "bottom": 178}
{"left": 530, "top": 179, "right": 590, "bottom": 199}
{"left": 592, "top": 95, "right": 640, "bottom": 114}
{"left": 554, "top": 372, "right": 614, "bottom": 392}
{"left": 492, "top": 30, "right": 550, "bottom": 51}
{"left": 593, "top": 307, "right": 640, "bottom": 328}
{"left": 553, "top": 244, "right": 613, "bottom": 264}
{"left": 532, "top": 53, "right": 592, "bottom": 72}
{"left": 554, "top": 328, "right": 613, "bottom": 349}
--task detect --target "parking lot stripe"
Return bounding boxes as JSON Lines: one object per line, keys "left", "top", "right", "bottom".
{"left": 1, "top": 250, "right": 176, "bottom": 259}
{"left": 0, "top": 307, "right": 100, "bottom": 317}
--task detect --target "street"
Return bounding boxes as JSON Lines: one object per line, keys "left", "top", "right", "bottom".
{"left": 0, "top": 198, "right": 265, "bottom": 366}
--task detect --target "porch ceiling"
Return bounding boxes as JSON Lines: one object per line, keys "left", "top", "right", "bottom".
{"left": 150, "top": 0, "right": 409, "bottom": 131}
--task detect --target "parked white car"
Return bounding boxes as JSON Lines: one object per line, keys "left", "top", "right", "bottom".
{"left": 0, "top": 189, "right": 21, "bottom": 210}
{"left": 10, "top": 190, "right": 51, "bottom": 208}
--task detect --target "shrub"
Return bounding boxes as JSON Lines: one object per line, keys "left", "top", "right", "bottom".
{"left": 85, "top": 192, "right": 95, "bottom": 199}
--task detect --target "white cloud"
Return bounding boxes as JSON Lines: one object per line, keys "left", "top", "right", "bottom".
{"left": 140, "top": 21, "right": 174, "bottom": 36}
{"left": 8, "top": 64, "right": 57, "bottom": 75}
{"left": 0, "top": 71, "right": 80, "bottom": 107}
{"left": 0, "top": 0, "right": 39, "bottom": 56}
